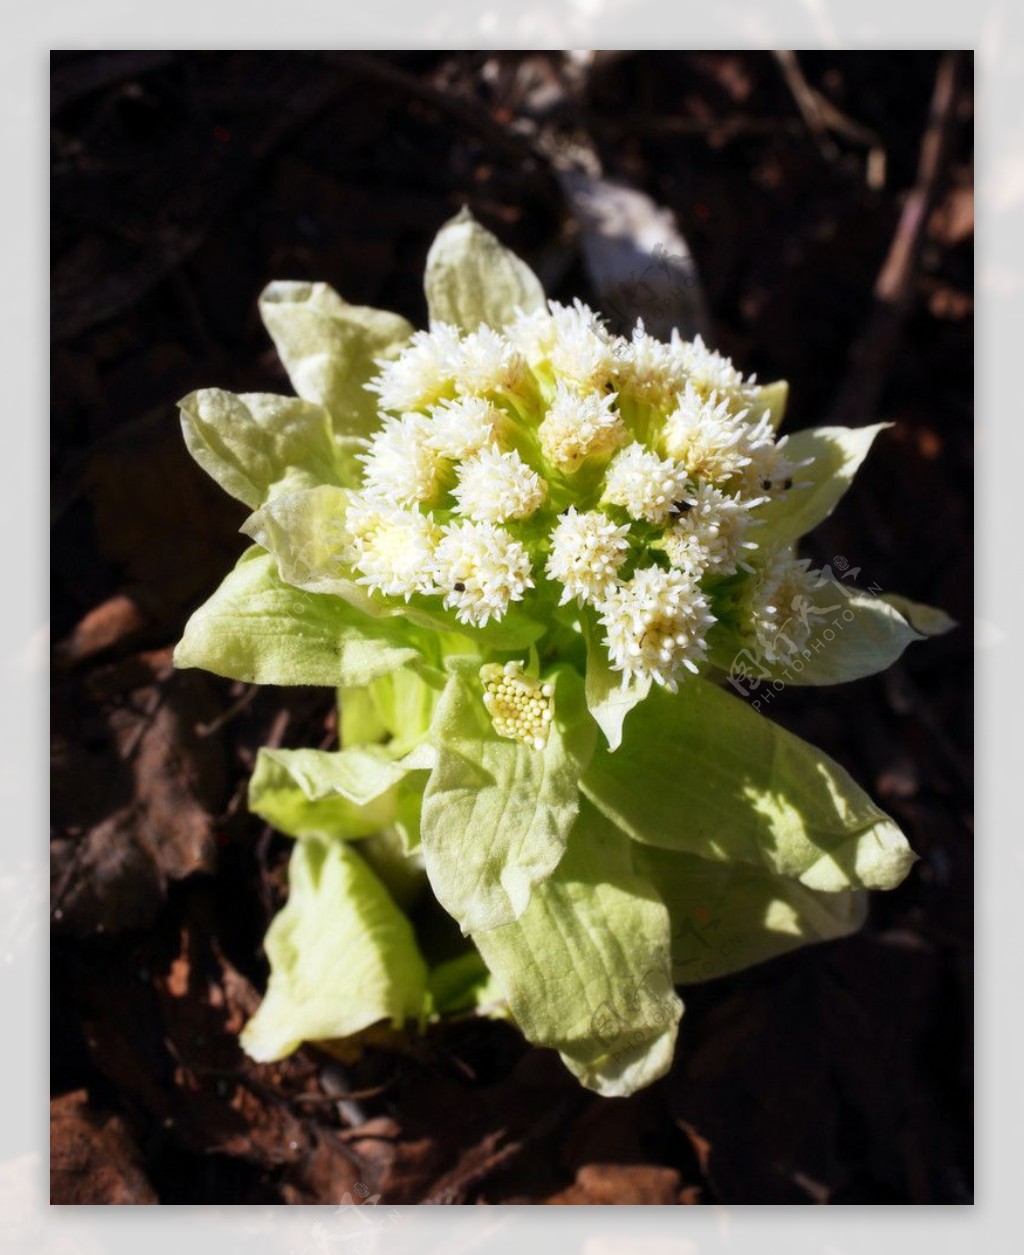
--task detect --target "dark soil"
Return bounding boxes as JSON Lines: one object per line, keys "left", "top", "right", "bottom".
{"left": 50, "top": 50, "right": 973, "bottom": 1205}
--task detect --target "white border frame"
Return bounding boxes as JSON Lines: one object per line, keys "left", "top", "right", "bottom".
{"left": 13, "top": 8, "right": 1012, "bottom": 1250}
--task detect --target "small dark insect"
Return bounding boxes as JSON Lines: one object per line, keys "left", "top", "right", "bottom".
{"left": 783, "top": 477, "right": 793, "bottom": 490}
{"left": 453, "top": 582, "right": 466, "bottom": 592}
{"left": 761, "top": 479, "right": 773, "bottom": 491}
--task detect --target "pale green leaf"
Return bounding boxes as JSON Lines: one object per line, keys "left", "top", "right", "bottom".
{"left": 582, "top": 677, "right": 916, "bottom": 893}
{"left": 179, "top": 389, "right": 340, "bottom": 508}
{"left": 473, "top": 800, "right": 682, "bottom": 1097}
{"left": 424, "top": 207, "right": 546, "bottom": 333}
{"left": 241, "top": 485, "right": 382, "bottom": 617}
{"left": 248, "top": 742, "right": 435, "bottom": 839}
{"left": 427, "top": 950, "right": 507, "bottom": 1018}
{"left": 882, "top": 593, "right": 957, "bottom": 637}
{"left": 338, "top": 685, "right": 389, "bottom": 750}
{"left": 357, "top": 825, "right": 427, "bottom": 911}
{"left": 342, "top": 667, "right": 443, "bottom": 757}
{"left": 714, "top": 588, "right": 927, "bottom": 687}
{"left": 582, "top": 607, "right": 650, "bottom": 751}
{"left": 240, "top": 837, "right": 427, "bottom": 1062}
{"left": 420, "top": 665, "right": 597, "bottom": 934}
{"left": 259, "top": 281, "right": 414, "bottom": 438}
{"left": 757, "top": 379, "right": 789, "bottom": 431}
{"left": 174, "top": 547, "right": 420, "bottom": 687}
{"left": 634, "top": 844, "right": 867, "bottom": 983}
{"left": 753, "top": 423, "right": 891, "bottom": 549}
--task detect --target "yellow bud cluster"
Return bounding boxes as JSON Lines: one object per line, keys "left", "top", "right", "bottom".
{"left": 480, "top": 661, "right": 554, "bottom": 751}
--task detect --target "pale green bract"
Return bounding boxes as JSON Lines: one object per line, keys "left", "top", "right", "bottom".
{"left": 175, "top": 209, "right": 953, "bottom": 1097}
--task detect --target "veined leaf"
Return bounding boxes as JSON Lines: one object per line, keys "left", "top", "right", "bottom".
{"left": 753, "top": 423, "right": 891, "bottom": 549}
{"left": 420, "top": 664, "right": 596, "bottom": 934}
{"left": 259, "top": 281, "right": 414, "bottom": 438}
{"left": 248, "top": 742, "right": 435, "bottom": 840}
{"left": 425, "top": 207, "right": 546, "bottom": 333}
{"left": 341, "top": 667, "right": 443, "bottom": 756}
{"left": 634, "top": 844, "right": 867, "bottom": 984}
{"left": 882, "top": 593, "right": 957, "bottom": 638}
{"left": 713, "top": 587, "right": 928, "bottom": 687}
{"left": 473, "top": 800, "right": 682, "bottom": 1097}
{"left": 179, "top": 389, "right": 340, "bottom": 508}
{"left": 582, "top": 677, "right": 916, "bottom": 893}
{"left": 174, "top": 547, "right": 420, "bottom": 688}
{"left": 241, "top": 837, "right": 427, "bottom": 1062}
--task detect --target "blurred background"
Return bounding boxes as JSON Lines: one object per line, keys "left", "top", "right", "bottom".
{"left": 50, "top": 50, "right": 973, "bottom": 1204}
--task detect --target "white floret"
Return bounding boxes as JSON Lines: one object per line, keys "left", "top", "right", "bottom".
{"left": 612, "top": 321, "right": 684, "bottom": 407}
{"left": 734, "top": 418, "right": 810, "bottom": 499}
{"left": 598, "top": 565, "right": 714, "bottom": 691}
{"left": 433, "top": 520, "right": 534, "bottom": 627}
{"left": 545, "top": 508, "right": 631, "bottom": 606}
{"left": 454, "top": 326, "right": 528, "bottom": 396}
{"left": 358, "top": 412, "right": 447, "bottom": 506}
{"left": 452, "top": 447, "right": 547, "bottom": 522}
{"left": 344, "top": 498, "right": 441, "bottom": 599}
{"left": 661, "top": 483, "right": 762, "bottom": 576}
{"left": 367, "top": 324, "right": 461, "bottom": 412}
{"left": 671, "top": 331, "right": 751, "bottom": 395}
{"left": 425, "top": 395, "right": 506, "bottom": 460}
{"left": 547, "top": 299, "right": 617, "bottom": 389}
{"left": 538, "top": 381, "right": 626, "bottom": 473}
{"left": 506, "top": 306, "right": 558, "bottom": 366}
{"left": 660, "top": 383, "right": 752, "bottom": 484}
{"left": 602, "top": 442, "right": 691, "bottom": 526}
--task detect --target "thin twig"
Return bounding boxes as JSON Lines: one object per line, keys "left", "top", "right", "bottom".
{"left": 773, "top": 51, "right": 841, "bottom": 161}
{"left": 196, "top": 684, "right": 258, "bottom": 739}
{"left": 829, "top": 52, "right": 963, "bottom": 429}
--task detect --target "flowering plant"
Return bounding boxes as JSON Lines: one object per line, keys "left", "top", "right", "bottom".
{"left": 175, "top": 211, "right": 953, "bottom": 1096}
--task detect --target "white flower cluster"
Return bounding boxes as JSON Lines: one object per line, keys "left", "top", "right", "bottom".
{"left": 599, "top": 566, "right": 716, "bottom": 692}
{"left": 480, "top": 661, "right": 554, "bottom": 750}
{"left": 339, "top": 300, "right": 809, "bottom": 691}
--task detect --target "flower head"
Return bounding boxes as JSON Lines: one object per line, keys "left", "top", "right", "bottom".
{"left": 426, "top": 395, "right": 506, "bottom": 460}
{"left": 602, "top": 443, "right": 691, "bottom": 526}
{"left": 749, "top": 550, "right": 835, "bottom": 662}
{"left": 455, "top": 326, "right": 527, "bottom": 396}
{"left": 480, "top": 661, "right": 554, "bottom": 750}
{"left": 547, "top": 299, "right": 617, "bottom": 390}
{"left": 598, "top": 566, "right": 714, "bottom": 691}
{"left": 345, "top": 500, "right": 441, "bottom": 599}
{"left": 368, "top": 324, "right": 460, "bottom": 412}
{"left": 545, "top": 507, "right": 631, "bottom": 606}
{"left": 337, "top": 275, "right": 806, "bottom": 686}
{"left": 359, "top": 412, "right": 447, "bottom": 506}
{"left": 433, "top": 520, "right": 534, "bottom": 627}
{"left": 660, "top": 384, "right": 751, "bottom": 484}
{"left": 671, "top": 331, "right": 751, "bottom": 395}
{"left": 452, "top": 447, "right": 547, "bottom": 522}
{"left": 661, "top": 483, "right": 760, "bottom": 576}
{"left": 612, "top": 322, "right": 682, "bottom": 408}
{"left": 734, "top": 419, "right": 806, "bottom": 498}
{"left": 538, "top": 381, "right": 626, "bottom": 473}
